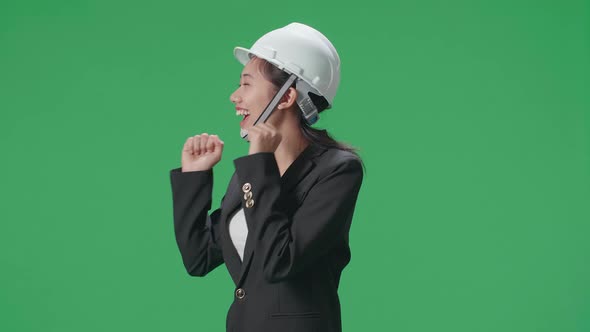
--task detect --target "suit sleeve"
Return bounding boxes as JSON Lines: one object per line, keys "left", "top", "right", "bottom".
{"left": 233, "top": 152, "right": 363, "bottom": 283}
{"left": 169, "top": 167, "right": 224, "bottom": 276}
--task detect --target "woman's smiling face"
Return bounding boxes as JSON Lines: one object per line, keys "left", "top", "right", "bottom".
{"left": 230, "top": 57, "right": 278, "bottom": 130}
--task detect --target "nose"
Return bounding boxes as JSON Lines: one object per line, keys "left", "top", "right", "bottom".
{"left": 230, "top": 88, "right": 241, "bottom": 104}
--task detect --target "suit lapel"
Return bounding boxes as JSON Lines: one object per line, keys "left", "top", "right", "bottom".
{"left": 220, "top": 173, "right": 244, "bottom": 285}
{"left": 280, "top": 144, "right": 319, "bottom": 194}
{"left": 235, "top": 144, "right": 327, "bottom": 287}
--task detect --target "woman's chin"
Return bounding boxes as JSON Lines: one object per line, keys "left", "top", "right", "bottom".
{"left": 240, "top": 115, "right": 251, "bottom": 128}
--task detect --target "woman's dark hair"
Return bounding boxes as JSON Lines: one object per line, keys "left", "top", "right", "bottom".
{"left": 253, "top": 56, "right": 361, "bottom": 158}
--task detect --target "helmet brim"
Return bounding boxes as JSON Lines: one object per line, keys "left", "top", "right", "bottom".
{"left": 234, "top": 47, "right": 253, "bottom": 66}
{"left": 234, "top": 47, "right": 284, "bottom": 70}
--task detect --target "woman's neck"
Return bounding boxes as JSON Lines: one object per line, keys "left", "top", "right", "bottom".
{"left": 273, "top": 119, "right": 309, "bottom": 177}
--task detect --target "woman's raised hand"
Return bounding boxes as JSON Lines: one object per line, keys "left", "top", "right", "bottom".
{"left": 181, "top": 133, "right": 224, "bottom": 172}
{"left": 248, "top": 123, "right": 282, "bottom": 155}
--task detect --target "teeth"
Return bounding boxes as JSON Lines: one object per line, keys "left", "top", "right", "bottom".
{"left": 236, "top": 109, "right": 250, "bottom": 116}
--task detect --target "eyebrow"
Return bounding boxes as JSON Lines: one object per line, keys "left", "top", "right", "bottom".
{"left": 241, "top": 73, "right": 254, "bottom": 79}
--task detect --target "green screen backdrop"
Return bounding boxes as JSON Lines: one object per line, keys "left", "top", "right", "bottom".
{"left": 1, "top": 0, "right": 589, "bottom": 331}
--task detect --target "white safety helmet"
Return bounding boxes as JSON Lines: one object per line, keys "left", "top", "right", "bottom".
{"left": 234, "top": 22, "right": 341, "bottom": 124}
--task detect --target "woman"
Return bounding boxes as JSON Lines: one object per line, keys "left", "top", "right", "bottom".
{"left": 169, "top": 22, "right": 364, "bottom": 332}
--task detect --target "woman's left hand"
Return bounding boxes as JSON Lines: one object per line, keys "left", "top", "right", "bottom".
{"left": 248, "top": 123, "right": 282, "bottom": 155}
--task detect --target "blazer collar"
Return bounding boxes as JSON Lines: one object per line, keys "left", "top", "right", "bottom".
{"left": 280, "top": 143, "right": 326, "bottom": 195}
{"left": 224, "top": 143, "right": 327, "bottom": 286}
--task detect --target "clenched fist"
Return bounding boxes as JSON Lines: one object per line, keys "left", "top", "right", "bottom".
{"left": 248, "top": 123, "right": 282, "bottom": 155}
{"left": 181, "top": 133, "right": 224, "bottom": 172}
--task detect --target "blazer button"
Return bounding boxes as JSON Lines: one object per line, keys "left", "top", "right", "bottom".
{"left": 235, "top": 288, "right": 245, "bottom": 299}
{"left": 243, "top": 191, "right": 253, "bottom": 200}
{"left": 242, "top": 183, "right": 251, "bottom": 193}
{"left": 245, "top": 199, "right": 254, "bottom": 208}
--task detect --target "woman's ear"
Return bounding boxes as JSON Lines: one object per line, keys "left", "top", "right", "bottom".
{"left": 278, "top": 87, "right": 298, "bottom": 109}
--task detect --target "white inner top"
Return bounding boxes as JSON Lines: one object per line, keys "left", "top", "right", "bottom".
{"left": 228, "top": 208, "right": 249, "bottom": 261}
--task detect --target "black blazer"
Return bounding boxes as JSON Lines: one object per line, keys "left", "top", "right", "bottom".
{"left": 169, "top": 144, "right": 363, "bottom": 332}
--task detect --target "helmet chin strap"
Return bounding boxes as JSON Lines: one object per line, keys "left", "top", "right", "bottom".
{"left": 240, "top": 74, "right": 298, "bottom": 141}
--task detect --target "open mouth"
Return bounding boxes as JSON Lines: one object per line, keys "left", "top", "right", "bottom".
{"left": 240, "top": 114, "right": 250, "bottom": 126}
{"left": 237, "top": 109, "right": 250, "bottom": 126}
